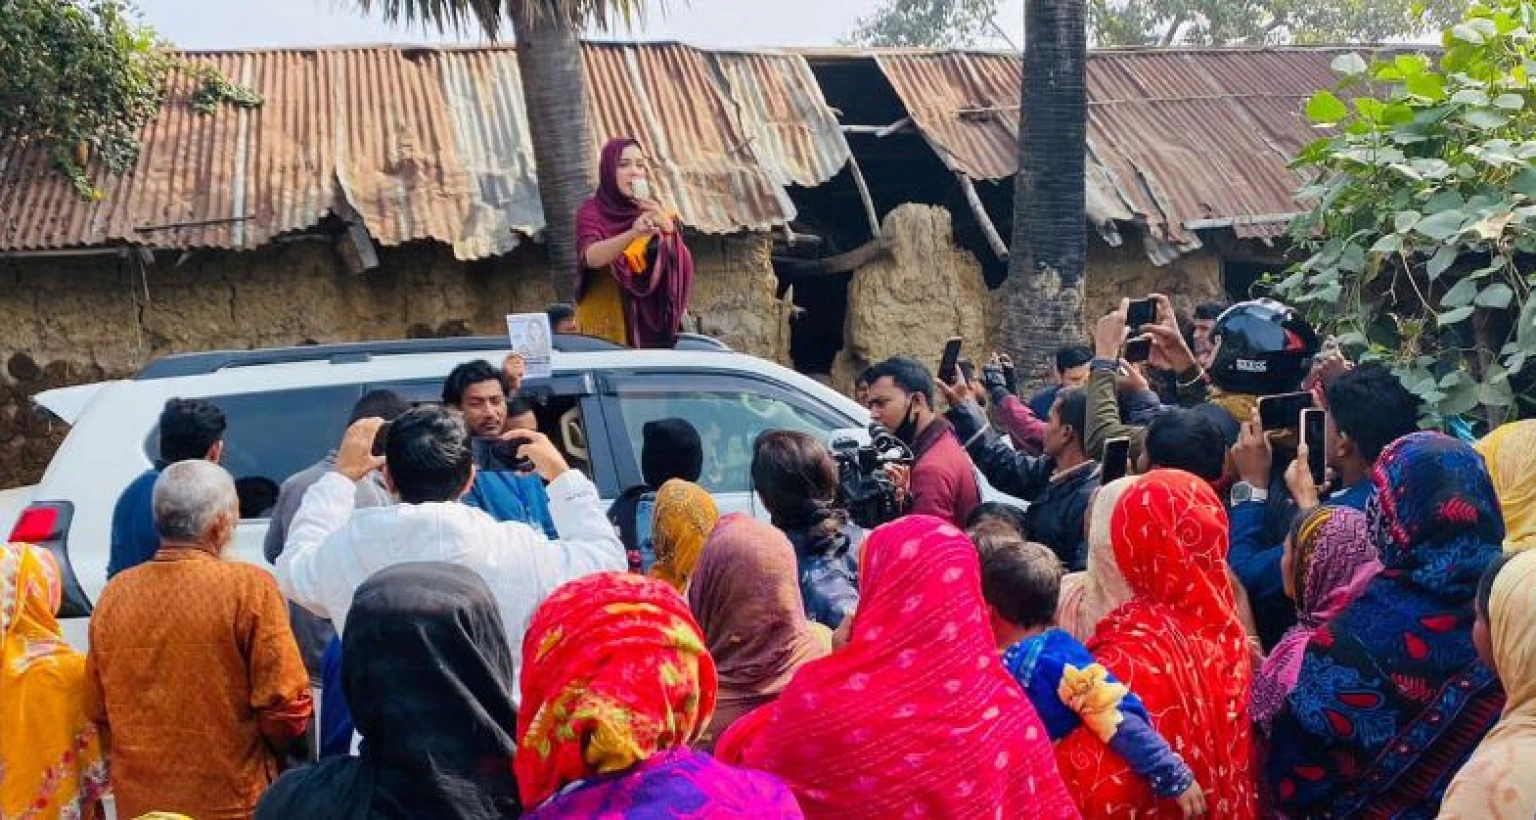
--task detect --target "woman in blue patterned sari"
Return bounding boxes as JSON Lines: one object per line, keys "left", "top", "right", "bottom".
{"left": 1264, "top": 432, "right": 1506, "bottom": 818}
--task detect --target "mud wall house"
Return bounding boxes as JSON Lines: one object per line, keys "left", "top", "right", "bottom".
{"left": 775, "top": 47, "right": 1379, "bottom": 387}
{"left": 0, "top": 43, "right": 862, "bottom": 489}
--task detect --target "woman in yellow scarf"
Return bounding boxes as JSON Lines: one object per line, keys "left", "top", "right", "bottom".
{"left": 1, "top": 542, "right": 110, "bottom": 818}
{"left": 648, "top": 480, "right": 719, "bottom": 592}
{"left": 1475, "top": 420, "right": 1536, "bottom": 552}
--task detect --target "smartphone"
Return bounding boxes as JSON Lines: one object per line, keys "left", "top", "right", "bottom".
{"left": 1124, "top": 337, "right": 1152, "bottom": 364}
{"left": 1000, "top": 355, "right": 1019, "bottom": 395}
{"left": 1126, "top": 298, "right": 1157, "bottom": 330}
{"left": 471, "top": 438, "right": 535, "bottom": 473}
{"left": 958, "top": 359, "right": 976, "bottom": 384}
{"left": 370, "top": 421, "right": 391, "bottom": 457}
{"left": 1258, "top": 391, "right": 1316, "bottom": 431}
{"left": 1301, "top": 408, "right": 1328, "bottom": 488}
{"left": 938, "top": 337, "right": 964, "bottom": 385}
{"left": 1101, "top": 437, "right": 1132, "bottom": 483}
{"left": 631, "top": 177, "right": 652, "bottom": 201}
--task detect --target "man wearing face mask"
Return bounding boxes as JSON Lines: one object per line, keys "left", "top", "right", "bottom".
{"left": 864, "top": 356, "right": 979, "bottom": 527}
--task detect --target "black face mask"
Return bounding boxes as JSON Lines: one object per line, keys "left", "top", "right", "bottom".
{"left": 892, "top": 395, "right": 921, "bottom": 446}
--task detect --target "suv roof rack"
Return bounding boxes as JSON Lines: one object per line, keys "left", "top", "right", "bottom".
{"left": 133, "top": 332, "right": 731, "bottom": 381}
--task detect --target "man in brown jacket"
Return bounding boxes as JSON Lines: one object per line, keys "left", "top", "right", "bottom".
{"left": 85, "top": 460, "right": 311, "bottom": 820}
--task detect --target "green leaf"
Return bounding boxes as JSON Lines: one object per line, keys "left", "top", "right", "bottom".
{"left": 1451, "top": 89, "right": 1491, "bottom": 106}
{"left": 1424, "top": 190, "right": 1467, "bottom": 213}
{"left": 1452, "top": 22, "right": 1487, "bottom": 43}
{"left": 1394, "top": 54, "right": 1429, "bottom": 77}
{"left": 1442, "top": 276, "right": 1480, "bottom": 307}
{"left": 1307, "top": 91, "right": 1349, "bottom": 124}
{"left": 1494, "top": 93, "right": 1526, "bottom": 110}
{"left": 1405, "top": 72, "right": 1447, "bottom": 101}
{"left": 1331, "top": 52, "right": 1369, "bottom": 76}
{"left": 1393, "top": 211, "right": 1421, "bottom": 233}
{"left": 1415, "top": 209, "right": 1467, "bottom": 240}
{"left": 1372, "top": 233, "right": 1405, "bottom": 254}
{"left": 1355, "top": 97, "right": 1387, "bottom": 122}
{"left": 1463, "top": 108, "right": 1510, "bottom": 129}
{"left": 1476, "top": 282, "right": 1515, "bottom": 308}
{"left": 1477, "top": 380, "right": 1515, "bottom": 407}
{"left": 1439, "top": 305, "right": 1476, "bottom": 326}
{"left": 1427, "top": 243, "right": 1459, "bottom": 279}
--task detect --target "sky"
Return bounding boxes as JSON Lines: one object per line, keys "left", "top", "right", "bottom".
{"left": 132, "top": 0, "right": 1029, "bottom": 50}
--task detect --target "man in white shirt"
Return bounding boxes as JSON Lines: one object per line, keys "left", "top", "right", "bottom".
{"left": 277, "top": 405, "right": 625, "bottom": 704}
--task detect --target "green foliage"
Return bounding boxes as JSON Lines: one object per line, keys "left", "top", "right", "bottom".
{"left": 846, "top": 0, "right": 1001, "bottom": 47}
{"left": 0, "top": 0, "right": 262, "bottom": 199}
{"left": 842, "top": 0, "right": 1461, "bottom": 48}
{"left": 1280, "top": 0, "right": 1536, "bottom": 424}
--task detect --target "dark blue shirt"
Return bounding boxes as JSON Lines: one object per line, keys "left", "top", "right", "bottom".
{"left": 463, "top": 470, "right": 557, "bottom": 538}
{"left": 319, "top": 636, "right": 353, "bottom": 758}
{"left": 108, "top": 468, "right": 161, "bottom": 578}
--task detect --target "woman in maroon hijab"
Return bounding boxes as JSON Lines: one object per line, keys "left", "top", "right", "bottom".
{"left": 574, "top": 138, "right": 695, "bottom": 349}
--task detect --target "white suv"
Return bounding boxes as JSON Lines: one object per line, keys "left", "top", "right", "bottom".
{"left": 6, "top": 333, "right": 884, "bottom": 650}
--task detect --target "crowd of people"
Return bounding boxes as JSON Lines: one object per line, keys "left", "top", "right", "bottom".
{"left": 2, "top": 137, "right": 1535, "bottom": 820}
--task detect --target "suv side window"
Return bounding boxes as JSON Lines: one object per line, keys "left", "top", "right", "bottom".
{"left": 146, "top": 386, "right": 362, "bottom": 519}
{"left": 604, "top": 373, "right": 847, "bottom": 495}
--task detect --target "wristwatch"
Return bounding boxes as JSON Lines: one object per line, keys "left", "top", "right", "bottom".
{"left": 1229, "top": 482, "right": 1270, "bottom": 506}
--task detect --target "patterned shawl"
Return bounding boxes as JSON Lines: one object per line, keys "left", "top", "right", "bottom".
{"left": 1056, "top": 476, "right": 1136, "bottom": 642}
{"left": 0, "top": 543, "right": 110, "bottom": 819}
{"left": 1475, "top": 419, "right": 1536, "bottom": 552}
{"left": 687, "top": 514, "right": 827, "bottom": 752}
{"left": 1250, "top": 506, "right": 1380, "bottom": 732}
{"left": 716, "top": 515, "right": 1080, "bottom": 819}
{"left": 649, "top": 479, "right": 719, "bottom": 592}
{"left": 1440, "top": 549, "right": 1536, "bottom": 819}
{"left": 516, "top": 573, "right": 717, "bottom": 808}
{"left": 1069, "top": 470, "right": 1256, "bottom": 819}
{"left": 1266, "top": 432, "right": 1507, "bottom": 818}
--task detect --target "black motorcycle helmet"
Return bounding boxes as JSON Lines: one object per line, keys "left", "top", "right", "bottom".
{"left": 1208, "top": 299, "right": 1320, "bottom": 396}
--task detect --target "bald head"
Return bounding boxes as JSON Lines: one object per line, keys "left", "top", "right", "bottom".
{"left": 153, "top": 460, "right": 239, "bottom": 550}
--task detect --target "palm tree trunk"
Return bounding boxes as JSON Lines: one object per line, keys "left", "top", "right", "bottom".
{"left": 1002, "top": 0, "right": 1088, "bottom": 384}
{"left": 514, "top": 11, "right": 594, "bottom": 301}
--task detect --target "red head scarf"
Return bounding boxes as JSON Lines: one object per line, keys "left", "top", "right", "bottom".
{"left": 1064, "top": 470, "right": 1255, "bottom": 818}
{"left": 717, "top": 515, "right": 1079, "bottom": 819}
{"left": 515, "top": 572, "right": 717, "bottom": 809}
{"left": 574, "top": 138, "right": 695, "bottom": 348}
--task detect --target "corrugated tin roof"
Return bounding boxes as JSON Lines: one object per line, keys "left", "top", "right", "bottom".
{"left": 873, "top": 47, "right": 1388, "bottom": 248}
{"left": 0, "top": 43, "right": 851, "bottom": 256}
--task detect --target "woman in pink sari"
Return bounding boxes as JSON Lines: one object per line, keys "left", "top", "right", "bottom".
{"left": 574, "top": 138, "right": 695, "bottom": 349}
{"left": 717, "top": 515, "right": 1079, "bottom": 819}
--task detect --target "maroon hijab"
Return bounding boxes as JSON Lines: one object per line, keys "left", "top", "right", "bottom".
{"left": 575, "top": 138, "right": 695, "bottom": 349}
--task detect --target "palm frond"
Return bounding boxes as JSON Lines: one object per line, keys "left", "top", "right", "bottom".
{"left": 352, "top": 0, "right": 666, "bottom": 39}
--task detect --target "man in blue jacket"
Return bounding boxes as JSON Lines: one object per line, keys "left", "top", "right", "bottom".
{"left": 443, "top": 359, "right": 556, "bottom": 538}
{"left": 108, "top": 398, "right": 226, "bottom": 578}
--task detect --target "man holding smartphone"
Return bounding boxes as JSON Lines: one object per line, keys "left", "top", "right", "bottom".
{"left": 864, "top": 356, "right": 980, "bottom": 527}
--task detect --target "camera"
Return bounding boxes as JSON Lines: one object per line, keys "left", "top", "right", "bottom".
{"left": 829, "top": 426, "right": 914, "bottom": 530}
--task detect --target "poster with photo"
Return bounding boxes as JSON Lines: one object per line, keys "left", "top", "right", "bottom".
{"left": 505, "top": 313, "right": 553, "bottom": 379}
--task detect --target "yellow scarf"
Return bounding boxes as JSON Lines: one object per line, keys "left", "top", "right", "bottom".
{"left": 648, "top": 480, "right": 719, "bottom": 592}
{"left": 1475, "top": 421, "right": 1536, "bottom": 553}
{"left": 1, "top": 543, "right": 110, "bottom": 818}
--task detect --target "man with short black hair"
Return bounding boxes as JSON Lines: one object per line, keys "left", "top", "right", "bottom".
{"left": 1192, "top": 301, "right": 1227, "bottom": 369}
{"left": 947, "top": 385, "right": 1099, "bottom": 570}
{"left": 277, "top": 405, "right": 624, "bottom": 705}
{"left": 444, "top": 359, "right": 556, "bottom": 537}
{"left": 547, "top": 303, "right": 579, "bottom": 334}
{"left": 1028, "top": 344, "right": 1093, "bottom": 419}
{"left": 1227, "top": 360, "right": 1422, "bottom": 647}
{"left": 865, "top": 356, "right": 980, "bottom": 527}
{"left": 1140, "top": 408, "right": 1228, "bottom": 485}
{"left": 109, "top": 398, "right": 227, "bottom": 578}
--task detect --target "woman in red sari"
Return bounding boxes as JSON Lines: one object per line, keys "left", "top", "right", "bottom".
{"left": 575, "top": 138, "right": 695, "bottom": 349}
{"left": 1058, "top": 470, "right": 1256, "bottom": 818}
{"left": 717, "top": 515, "right": 1079, "bottom": 819}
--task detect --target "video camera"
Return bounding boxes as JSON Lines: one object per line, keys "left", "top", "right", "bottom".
{"left": 829, "top": 425, "right": 914, "bottom": 530}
